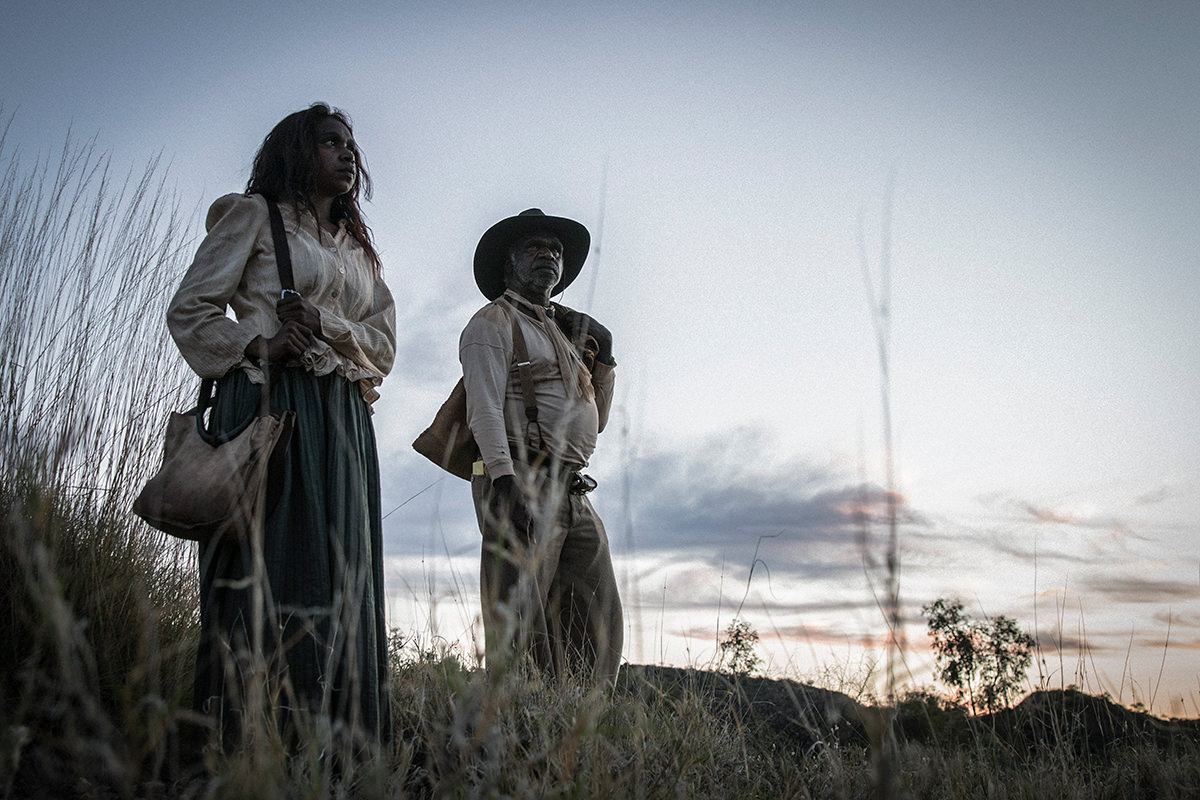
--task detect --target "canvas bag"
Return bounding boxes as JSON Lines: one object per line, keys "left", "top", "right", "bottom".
{"left": 133, "top": 380, "right": 295, "bottom": 540}
{"left": 412, "top": 313, "right": 543, "bottom": 481}
{"left": 411, "top": 377, "right": 475, "bottom": 480}
{"left": 133, "top": 197, "right": 298, "bottom": 540}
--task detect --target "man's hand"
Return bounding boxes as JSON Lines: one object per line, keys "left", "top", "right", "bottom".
{"left": 277, "top": 293, "right": 322, "bottom": 336}
{"left": 551, "top": 304, "right": 613, "bottom": 365}
{"left": 491, "top": 474, "right": 533, "bottom": 538}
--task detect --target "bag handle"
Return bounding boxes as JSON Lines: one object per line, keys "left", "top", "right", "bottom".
{"left": 193, "top": 196, "right": 295, "bottom": 444}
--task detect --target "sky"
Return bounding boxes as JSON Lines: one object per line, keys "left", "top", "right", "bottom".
{"left": 4, "top": 1, "right": 1198, "bottom": 716}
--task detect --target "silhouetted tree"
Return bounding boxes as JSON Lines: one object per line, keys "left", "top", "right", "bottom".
{"left": 719, "top": 618, "right": 761, "bottom": 678}
{"left": 922, "top": 597, "right": 1035, "bottom": 714}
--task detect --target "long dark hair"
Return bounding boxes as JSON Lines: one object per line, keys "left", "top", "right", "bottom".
{"left": 246, "top": 103, "right": 381, "bottom": 272}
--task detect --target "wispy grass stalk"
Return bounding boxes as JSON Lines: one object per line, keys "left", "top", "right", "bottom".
{"left": 856, "top": 173, "right": 903, "bottom": 799}
{"left": 2, "top": 119, "right": 1197, "bottom": 798}
{"left": 0, "top": 115, "right": 199, "bottom": 795}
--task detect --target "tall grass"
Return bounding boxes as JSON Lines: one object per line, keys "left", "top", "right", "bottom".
{"left": 0, "top": 117, "right": 198, "bottom": 796}
{"left": 2, "top": 121, "right": 1198, "bottom": 798}
{"left": 856, "top": 176, "right": 904, "bottom": 799}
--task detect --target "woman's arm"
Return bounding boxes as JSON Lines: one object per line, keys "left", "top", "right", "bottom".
{"left": 167, "top": 194, "right": 268, "bottom": 377}
{"left": 315, "top": 273, "right": 397, "bottom": 378}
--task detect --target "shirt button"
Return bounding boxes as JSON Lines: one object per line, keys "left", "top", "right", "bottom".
{"left": 331, "top": 290, "right": 339, "bottom": 298}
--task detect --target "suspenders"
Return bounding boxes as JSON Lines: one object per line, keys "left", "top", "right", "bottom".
{"left": 510, "top": 314, "right": 545, "bottom": 460}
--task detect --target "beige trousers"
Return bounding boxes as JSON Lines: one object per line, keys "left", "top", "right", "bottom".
{"left": 472, "top": 463, "right": 623, "bottom": 686}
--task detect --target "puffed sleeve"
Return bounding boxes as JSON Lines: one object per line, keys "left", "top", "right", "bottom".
{"left": 166, "top": 194, "right": 266, "bottom": 378}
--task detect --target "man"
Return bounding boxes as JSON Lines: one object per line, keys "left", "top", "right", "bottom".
{"left": 460, "top": 208, "right": 622, "bottom": 687}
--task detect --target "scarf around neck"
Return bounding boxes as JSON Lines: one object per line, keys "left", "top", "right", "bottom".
{"left": 502, "top": 290, "right": 593, "bottom": 402}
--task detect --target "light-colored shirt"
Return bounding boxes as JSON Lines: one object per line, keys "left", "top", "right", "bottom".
{"left": 167, "top": 193, "right": 396, "bottom": 404}
{"left": 460, "top": 291, "right": 614, "bottom": 479}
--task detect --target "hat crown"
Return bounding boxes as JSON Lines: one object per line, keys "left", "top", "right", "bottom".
{"left": 473, "top": 209, "right": 590, "bottom": 300}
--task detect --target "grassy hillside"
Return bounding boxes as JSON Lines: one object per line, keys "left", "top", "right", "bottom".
{"left": 5, "top": 528, "right": 1199, "bottom": 800}
{"left": 4, "top": 125, "right": 1197, "bottom": 799}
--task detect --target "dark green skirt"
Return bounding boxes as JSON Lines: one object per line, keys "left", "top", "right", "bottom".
{"left": 192, "top": 367, "right": 391, "bottom": 745}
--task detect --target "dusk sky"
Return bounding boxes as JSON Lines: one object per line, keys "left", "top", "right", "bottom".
{"left": 4, "top": 1, "right": 1198, "bottom": 716}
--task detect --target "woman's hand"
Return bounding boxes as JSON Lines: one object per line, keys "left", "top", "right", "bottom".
{"left": 245, "top": 320, "right": 313, "bottom": 364}
{"left": 277, "top": 293, "right": 322, "bottom": 336}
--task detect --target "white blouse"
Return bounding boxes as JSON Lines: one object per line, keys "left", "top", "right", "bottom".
{"left": 167, "top": 193, "right": 396, "bottom": 404}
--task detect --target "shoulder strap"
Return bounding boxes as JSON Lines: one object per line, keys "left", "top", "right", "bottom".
{"left": 264, "top": 197, "right": 295, "bottom": 292}
{"left": 194, "top": 196, "right": 292, "bottom": 416}
{"left": 510, "top": 313, "right": 549, "bottom": 458}
{"left": 510, "top": 315, "right": 538, "bottom": 424}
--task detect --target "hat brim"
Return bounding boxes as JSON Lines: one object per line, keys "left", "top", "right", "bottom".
{"left": 473, "top": 212, "right": 590, "bottom": 301}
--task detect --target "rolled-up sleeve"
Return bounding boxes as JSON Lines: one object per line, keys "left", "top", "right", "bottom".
{"left": 591, "top": 360, "right": 615, "bottom": 433}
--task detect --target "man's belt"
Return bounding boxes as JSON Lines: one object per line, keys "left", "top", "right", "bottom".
{"left": 507, "top": 445, "right": 598, "bottom": 495}
{"left": 568, "top": 472, "right": 598, "bottom": 496}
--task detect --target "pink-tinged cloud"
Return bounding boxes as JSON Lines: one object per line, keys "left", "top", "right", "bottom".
{"left": 680, "top": 621, "right": 895, "bottom": 650}
{"left": 1022, "top": 503, "right": 1077, "bottom": 525}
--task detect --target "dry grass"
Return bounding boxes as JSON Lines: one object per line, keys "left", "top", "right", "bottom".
{"left": 3, "top": 122, "right": 1198, "bottom": 798}
{"left": 1, "top": 115, "right": 198, "bottom": 797}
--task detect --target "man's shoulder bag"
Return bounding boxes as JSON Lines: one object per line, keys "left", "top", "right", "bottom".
{"left": 412, "top": 311, "right": 540, "bottom": 481}
{"left": 412, "top": 377, "right": 476, "bottom": 480}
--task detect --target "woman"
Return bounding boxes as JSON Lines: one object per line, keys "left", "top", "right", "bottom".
{"left": 167, "top": 103, "right": 395, "bottom": 747}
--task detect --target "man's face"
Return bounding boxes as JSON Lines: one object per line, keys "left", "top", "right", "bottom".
{"left": 506, "top": 232, "right": 563, "bottom": 301}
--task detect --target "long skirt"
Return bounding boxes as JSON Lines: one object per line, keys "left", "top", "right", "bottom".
{"left": 191, "top": 367, "right": 391, "bottom": 746}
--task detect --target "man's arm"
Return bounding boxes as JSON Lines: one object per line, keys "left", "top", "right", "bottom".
{"left": 459, "top": 309, "right": 515, "bottom": 480}
{"left": 552, "top": 304, "right": 616, "bottom": 432}
{"left": 460, "top": 306, "right": 537, "bottom": 534}
{"left": 591, "top": 360, "right": 615, "bottom": 433}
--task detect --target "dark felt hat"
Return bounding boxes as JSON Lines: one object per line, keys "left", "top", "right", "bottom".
{"left": 473, "top": 208, "right": 590, "bottom": 300}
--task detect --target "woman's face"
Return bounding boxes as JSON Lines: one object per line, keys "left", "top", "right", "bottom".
{"left": 312, "top": 117, "right": 357, "bottom": 201}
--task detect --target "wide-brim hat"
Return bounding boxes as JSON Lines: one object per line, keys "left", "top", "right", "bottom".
{"left": 473, "top": 208, "right": 590, "bottom": 300}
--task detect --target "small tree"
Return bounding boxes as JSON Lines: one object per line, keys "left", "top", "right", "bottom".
{"left": 922, "top": 597, "right": 1035, "bottom": 714}
{"left": 719, "top": 618, "right": 762, "bottom": 678}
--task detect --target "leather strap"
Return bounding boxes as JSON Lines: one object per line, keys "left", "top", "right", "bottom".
{"left": 510, "top": 318, "right": 538, "bottom": 424}
{"left": 264, "top": 198, "right": 296, "bottom": 292}
{"left": 195, "top": 195, "right": 295, "bottom": 426}
{"left": 510, "top": 315, "right": 546, "bottom": 456}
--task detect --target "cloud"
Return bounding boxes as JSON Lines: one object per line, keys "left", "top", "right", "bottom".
{"left": 681, "top": 620, "right": 891, "bottom": 650}
{"left": 971, "top": 525, "right": 1096, "bottom": 566}
{"left": 378, "top": 454, "right": 480, "bottom": 557}
{"left": 380, "top": 423, "right": 941, "bottom": 597}
{"left": 621, "top": 428, "right": 923, "bottom": 564}
{"left": 1020, "top": 502, "right": 1078, "bottom": 525}
{"left": 1009, "top": 500, "right": 1137, "bottom": 540}
{"left": 390, "top": 292, "right": 483, "bottom": 389}
{"left": 1081, "top": 576, "right": 1200, "bottom": 604}
{"left": 1030, "top": 627, "right": 1094, "bottom": 654}
{"left": 1133, "top": 486, "right": 1174, "bottom": 507}
{"left": 1150, "top": 609, "right": 1200, "bottom": 631}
